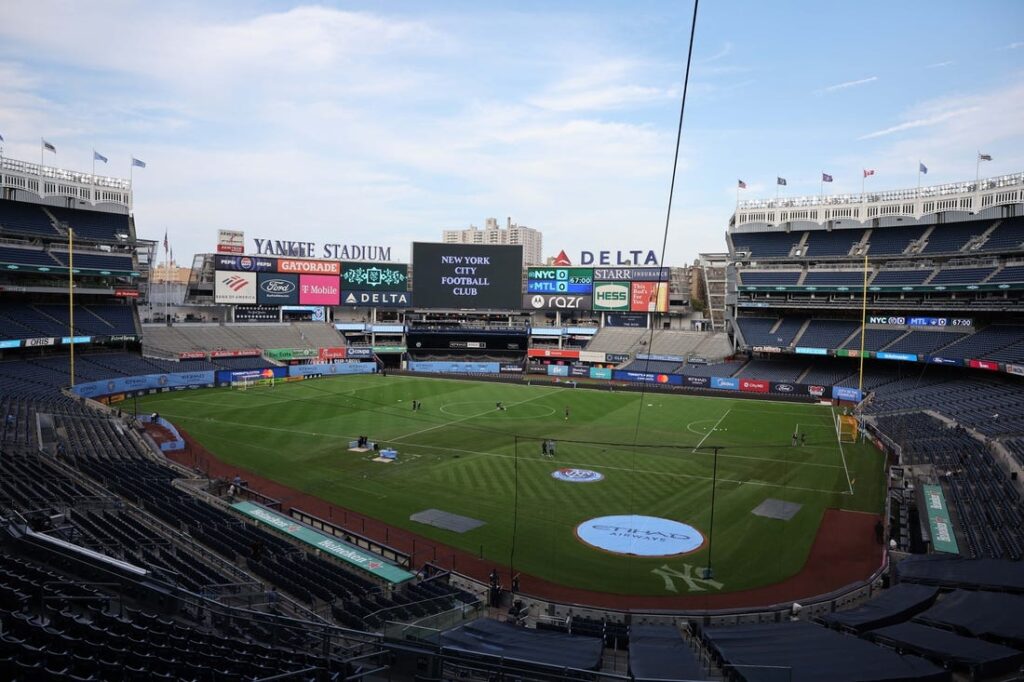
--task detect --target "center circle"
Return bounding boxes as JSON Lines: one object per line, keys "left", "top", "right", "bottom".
{"left": 575, "top": 514, "right": 705, "bottom": 557}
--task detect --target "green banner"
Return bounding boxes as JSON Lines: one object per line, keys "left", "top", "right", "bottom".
{"left": 266, "top": 347, "right": 318, "bottom": 361}
{"left": 372, "top": 345, "right": 407, "bottom": 354}
{"left": 922, "top": 484, "right": 959, "bottom": 554}
{"left": 231, "top": 501, "right": 414, "bottom": 584}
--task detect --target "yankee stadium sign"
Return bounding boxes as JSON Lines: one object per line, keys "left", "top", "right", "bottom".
{"left": 252, "top": 238, "right": 392, "bottom": 261}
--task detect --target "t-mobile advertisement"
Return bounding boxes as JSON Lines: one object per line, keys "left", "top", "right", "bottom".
{"left": 412, "top": 243, "right": 523, "bottom": 309}
{"left": 299, "top": 275, "right": 340, "bottom": 305}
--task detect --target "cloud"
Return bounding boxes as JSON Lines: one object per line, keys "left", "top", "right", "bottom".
{"left": 819, "top": 76, "right": 878, "bottom": 93}
{"left": 999, "top": 41, "right": 1023, "bottom": 50}
{"left": 859, "top": 106, "right": 980, "bottom": 139}
{"left": 699, "top": 42, "right": 733, "bottom": 63}
{"left": 926, "top": 61, "right": 954, "bottom": 69}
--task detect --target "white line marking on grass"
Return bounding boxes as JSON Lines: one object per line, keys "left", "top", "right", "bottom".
{"left": 692, "top": 407, "right": 732, "bottom": 453}
{"left": 157, "top": 411, "right": 848, "bottom": 495}
{"left": 685, "top": 419, "right": 718, "bottom": 436}
{"left": 390, "top": 391, "right": 551, "bottom": 442}
{"left": 831, "top": 406, "right": 854, "bottom": 494}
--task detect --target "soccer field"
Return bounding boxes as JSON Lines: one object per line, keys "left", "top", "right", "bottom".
{"left": 137, "top": 374, "right": 885, "bottom": 597}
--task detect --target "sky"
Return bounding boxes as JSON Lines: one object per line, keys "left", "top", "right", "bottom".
{"left": 0, "top": 0, "right": 1022, "bottom": 266}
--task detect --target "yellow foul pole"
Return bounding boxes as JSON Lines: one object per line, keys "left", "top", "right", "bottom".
{"left": 69, "top": 227, "right": 75, "bottom": 388}
{"left": 857, "top": 251, "right": 868, "bottom": 395}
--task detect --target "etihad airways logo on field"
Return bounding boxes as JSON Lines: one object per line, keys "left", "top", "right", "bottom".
{"left": 575, "top": 515, "right": 704, "bottom": 557}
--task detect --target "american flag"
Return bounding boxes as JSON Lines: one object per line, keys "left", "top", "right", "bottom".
{"left": 163, "top": 230, "right": 168, "bottom": 253}
{"left": 863, "top": 169, "right": 875, "bottom": 178}
{"left": 822, "top": 173, "right": 833, "bottom": 183}
{"left": 738, "top": 179, "right": 747, "bottom": 189}
{"left": 978, "top": 153, "right": 992, "bottom": 161}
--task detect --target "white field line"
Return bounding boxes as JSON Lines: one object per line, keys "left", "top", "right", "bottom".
{"left": 157, "top": 410, "right": 847, "bottom": 495}
{"left": 692, "top": 407, "right": 732, "bottom": 453}
{"left": 389, "top": 391, "right": 550, "bottom": 442}
{"left": 831, "top": 406, "right": 855, "bottom": 494}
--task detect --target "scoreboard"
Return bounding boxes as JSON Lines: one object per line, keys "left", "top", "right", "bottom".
{"left": 526, "top": 267, "right": 594, "bottom": 294}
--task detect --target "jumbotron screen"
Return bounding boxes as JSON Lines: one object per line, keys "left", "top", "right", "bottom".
{"left": 412, "top": 242, "right": 523, "bottom": 309}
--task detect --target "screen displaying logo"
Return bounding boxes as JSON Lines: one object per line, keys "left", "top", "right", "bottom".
{"left": 214, "top": 271, "right": 257, "bottom": 303}
{"left": 593, "top": 281, "right": 630, "bottom": 311}
{"left": 299, "top": 274, "right": 340, "bottom": 305}
{"left": 261, "top": 278, "right": 296, "bottom": 294}
{"left": 257, "top": 273, "right": 299, "bottom": 305}
{"left": 223, "top": 275, "right": 249, "bottom": 291}
{"left": 552, "top": 468, "right": 604, "bottom": 483}
{"left": 576, "top": 515, "right": 704, "bottom": 557}
{"left": 523, "top": 294, "right": 592, "bottom": 310}
{"left": 341, "top": 263, "right": 408, "bottom": 290}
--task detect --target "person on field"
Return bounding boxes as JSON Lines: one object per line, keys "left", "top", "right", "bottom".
{"left": 564, "top": 406, "right": 570, "bottom": 421}
{"left": 800, "top": 433, "right": 806, "bottom": 446}
{"left": 791, "top": 433, "right": 798, "bottom": 447}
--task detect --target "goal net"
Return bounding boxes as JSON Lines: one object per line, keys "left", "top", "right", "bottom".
{"left": 235, "top": 377, "right": 274, "bottom": 390}
{"left": 836, "top": 414, "right": 858, "bottom": 443}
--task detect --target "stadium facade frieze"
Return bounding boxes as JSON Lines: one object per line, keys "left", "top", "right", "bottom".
{"left": 252, "top": 238, "right": 392, "bottom": 262}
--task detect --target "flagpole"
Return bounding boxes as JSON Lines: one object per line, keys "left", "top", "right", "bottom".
{"left": 40, "top": 138, "right": 44, "bottom": 168}
{"left": 165, "top": 235, "right": 170, "bottom": 325}
{"left": 917, "top": 163, "right": 922, "bottom": 194}
{"left": 975, "top": 153, "right": 980, "bottom": 189}
{"left": 861, "top": 173, "right": 865, "bottom": 198}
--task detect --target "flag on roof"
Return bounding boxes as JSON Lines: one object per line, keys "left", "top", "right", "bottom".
{"left": 93, "top": 150, "right": 108, "bottom": 163}
{"left": 42, "top": 139, "right": 56, "bottom": 153}
{"left": 822, "top": 173, "right": 833, "bottom": 183}
{"left": 738, "top": 179, "right": 747, "bottom": 189}
{"left": 777, "top": 177, "right": 787, "bottom": 186}
{"left": 919, "top": 162, "right": 928, "bottom": 174}
{"left": 978, "top": 153, "right": 992, "bottom": 161}
{"left": 132, "top": 157, "right": 146, "bottom": 168}
{"left": 863, "top": 169, "right": 875, "bottom": 178}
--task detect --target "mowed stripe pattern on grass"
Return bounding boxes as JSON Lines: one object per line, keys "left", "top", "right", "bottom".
{"left": 140, "top": 375, "right": 885, "bottom": 596}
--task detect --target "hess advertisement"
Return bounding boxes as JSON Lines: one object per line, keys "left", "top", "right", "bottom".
{"left": 592, "top": 281, "right": 630, "bottom": 311}
{"left": 630, "top": 281, "right": 669, "bottom": 312}
{"left": 412, "top": 243, "right": 523, "bottom": 309}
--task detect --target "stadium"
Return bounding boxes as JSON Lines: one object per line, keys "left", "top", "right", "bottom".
{"left": 2, "top": 152, "right": 1022, "bottom": 679}
{"left": 2, "top": 5, "right": 1023, "bottom": 681}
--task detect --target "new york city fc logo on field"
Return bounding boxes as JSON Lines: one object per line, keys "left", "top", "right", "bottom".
{"left": 551, "top": 468, "right": 604, "bottom": 483}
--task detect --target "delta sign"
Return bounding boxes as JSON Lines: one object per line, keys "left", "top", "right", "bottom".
{"left": 551, "top": 249, "right": 660, "bottom": 267}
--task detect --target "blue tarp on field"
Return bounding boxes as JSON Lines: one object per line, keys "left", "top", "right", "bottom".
{"left": 894, "top": 555, "right": 1024, "bottom": 593}
{"left": 702, "top": 621, "right": 948, "bottom": 682}
{"left": 441, "top": 619, "right": 603, "bottom": 671}
{"left": 820, "top": 584, "right": 939, "bottom": 634}
{"left": 913, "top": 590, "right": 1024, "bottom": 647}
{"left": 629, "top": 625, "right": 706, "bottom": 680}
{"left": 867, "top": 622, "right": 1024, "bottom": 677}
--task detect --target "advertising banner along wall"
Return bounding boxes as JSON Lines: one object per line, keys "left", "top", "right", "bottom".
{"left": 214, "top": 271, "right": 257, "bottom": 304}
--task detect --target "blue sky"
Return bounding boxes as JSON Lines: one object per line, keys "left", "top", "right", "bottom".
{"left": 0, "top": 0, "right": 1021, "bottom": 265}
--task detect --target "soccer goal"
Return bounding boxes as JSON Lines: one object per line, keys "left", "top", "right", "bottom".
{"left": 836, "top": 414, "right": 858, "bottom": 443}
{"left": 235, "top": 377, "right": 274, "bottom": 391}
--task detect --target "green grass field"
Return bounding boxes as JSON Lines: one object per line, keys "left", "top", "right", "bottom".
{"left": 137, "top": 375, "right": 885, "bottom": 596}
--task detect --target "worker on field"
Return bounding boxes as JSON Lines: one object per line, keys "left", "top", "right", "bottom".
{"left": 791, "top": 432, "right": 798, "bottom": 447}
{"left": 800, "top": 433, "right": 806, "bottom": 447}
